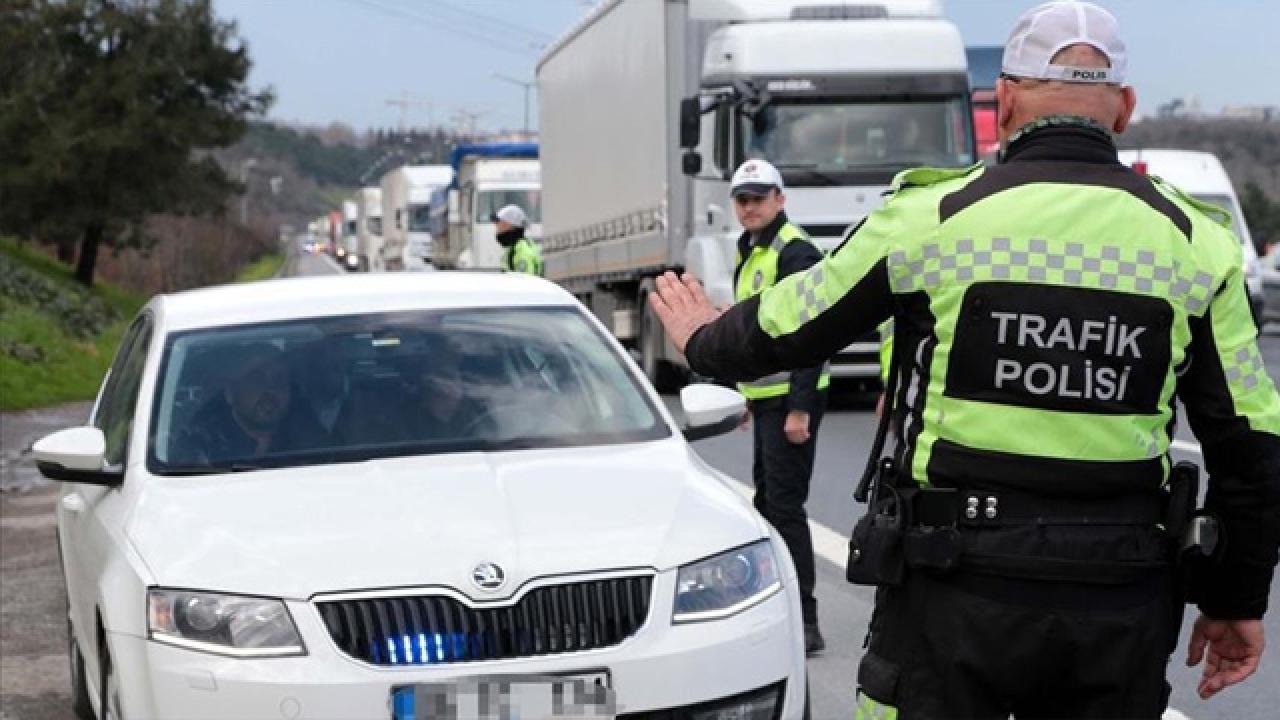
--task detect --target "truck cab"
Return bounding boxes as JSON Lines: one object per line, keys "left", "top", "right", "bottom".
{"left": 440, "top": 143, "right": 541, "bottom": 270}
{"left": 381, "top": 165, "right": 454, "bottom": 272}
{"left": 683, "top": 0, "right": 975, "bottom": 379}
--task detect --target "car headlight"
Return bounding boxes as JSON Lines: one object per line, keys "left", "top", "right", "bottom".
{"left": 147, "top": 588, "right": 305, "bottom": 657}
{"left": 673, "top": 540, "right": 781, "bottom": 623}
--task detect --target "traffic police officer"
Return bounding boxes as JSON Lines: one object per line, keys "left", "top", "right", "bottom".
{"left": 494, "top": 204, "right": 542, "bottom": 276}
{"left": 729, "top": 159, "right": 830, "bottom": 654}
{"left": 650, "top": 3, "right": 1280, "bottom": 717}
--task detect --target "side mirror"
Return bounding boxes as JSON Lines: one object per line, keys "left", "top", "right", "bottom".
{"left": 447, "top": 189, "right": 460, "bottom": 225}
{"left": 680, "top": 383, "right": 746, "bottom": 442}
{"left": 679, "top": 96, "right": 702, "bottom": 149}
{"left": 32, "top": 426, "right": 122, "bottom": 486}
{"left": 682, "top": 151, "right": 703, "bottom": 177}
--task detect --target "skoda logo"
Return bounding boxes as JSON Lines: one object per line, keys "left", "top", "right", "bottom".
{"left": 471, "top": 562, "right": 506, "bottom": 592}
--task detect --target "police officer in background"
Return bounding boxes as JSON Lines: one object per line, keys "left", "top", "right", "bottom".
{"left": 650, "top": 3, "right": 1280, "bottom": 717}
{"left": 728, "top": 159, "right": 831, "bottom": 655}
{"left": 494, "top": 204, "right": 542, "bottom": 276}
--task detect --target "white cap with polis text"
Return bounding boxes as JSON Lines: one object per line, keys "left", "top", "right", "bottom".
{"left": 730, "top": 159, "right": 785, "bottom": 198}
{"left": 1002, "top": 1, "right": 1127, "bottom": 85}
{"left": 492, "top": 204, "right": 527, "bottom": 228}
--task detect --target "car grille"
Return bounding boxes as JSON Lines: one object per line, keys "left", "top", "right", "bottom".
{"left": 316, "top": 575, "right": 654, "bottom": 666}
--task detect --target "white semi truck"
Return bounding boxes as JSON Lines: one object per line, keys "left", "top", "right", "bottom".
{"left": 438, "top": 143, "right": 541, "bottom": 270}
{"left": 380, "top": 165, "right": 454, "bottom": 272}
{"left": 355, "top": 186, "right": 383, "bottom": 272}
{"left": 537, "top": 0, "right": 975, "bottom": 389}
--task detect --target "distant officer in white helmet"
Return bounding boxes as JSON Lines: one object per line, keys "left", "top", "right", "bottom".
{"left": 493, "top": 204, "right": 542, "bottom": 276}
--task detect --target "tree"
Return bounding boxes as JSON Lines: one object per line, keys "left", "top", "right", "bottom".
{"left": 0, "top": 0, "right": 271, "bottom": 286}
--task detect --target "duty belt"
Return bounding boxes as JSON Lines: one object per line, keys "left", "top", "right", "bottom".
{"left": 912, "top": 487, "right": 1166, "bottom": 529}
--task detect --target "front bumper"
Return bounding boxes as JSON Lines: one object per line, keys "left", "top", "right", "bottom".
{"left": 111, "top": 572, "right": 805, "bottom": 719}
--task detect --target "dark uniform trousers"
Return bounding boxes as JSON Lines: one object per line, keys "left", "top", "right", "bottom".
{"left": 860, "top": 532, "right": 1183, "bottom": 719}
{"left": 750, "top": 394, "right": 826, "bottom": 624}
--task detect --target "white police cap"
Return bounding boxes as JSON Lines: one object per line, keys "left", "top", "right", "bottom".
{"left": 1002, "top": 1, "right": 1127, "bottom": 85}
{"left": 730, "top": 159, "right": 785, "bottom": 198}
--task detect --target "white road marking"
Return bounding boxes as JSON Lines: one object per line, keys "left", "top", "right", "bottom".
{"left": 1170, "top": 439, "right": 1202, "bottom": 455}
{"left": 724, "top": 479, "right": 850, "bottom": 567}
{"left": 1163, "top": 708, "right": 1192, "bottom": 720}
{"left": 0, "top": 513, "right": 56, "bottom": 530}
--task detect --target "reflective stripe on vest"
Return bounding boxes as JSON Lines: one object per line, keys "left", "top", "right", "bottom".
{"left": 735, "top": 221, "right": 831, "bottom": 400}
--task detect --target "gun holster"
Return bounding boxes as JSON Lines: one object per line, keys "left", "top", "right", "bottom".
{"left": 1165, "top": 461, "right": 1224, "bottom": 603}
{"left": 847, "top": 460, "right": 908, "bottom": 586}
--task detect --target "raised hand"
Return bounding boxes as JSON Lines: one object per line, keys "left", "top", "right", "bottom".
{"left": 648, "top": 271, "right": 723, "bottom": 354}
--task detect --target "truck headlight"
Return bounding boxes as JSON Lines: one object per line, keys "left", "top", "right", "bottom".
{"left": 147, "top": 588, "right": 305, "bottom": 657}
{"left": 673, "top": 540, "right": 781, "bottom": 623}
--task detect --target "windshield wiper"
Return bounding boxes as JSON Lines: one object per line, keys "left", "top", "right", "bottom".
{"left": 772, "top": 164, "right": 841, "bottom": 186}
{"left": 159, "top": 463, "right": 267, "bottom": 476}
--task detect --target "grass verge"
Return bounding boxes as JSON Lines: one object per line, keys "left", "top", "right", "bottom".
{"left": 0, "top": 238, "right": 144, "bottom": 412}
{"left": 235, "top": 253, "right": 284, "bottom": 283}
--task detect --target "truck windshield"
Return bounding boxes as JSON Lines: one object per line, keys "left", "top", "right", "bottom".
{"left": 742, "top": 98, "right": 974, "bottom": 179}
{"left": 475, "top": 190, "right": 542, "bottom": 224}
{"left": 408, "top": 203, "right": 432, "bottom": 232}
{"left": 367, "top": 217, "right": 382, "bottom": 236}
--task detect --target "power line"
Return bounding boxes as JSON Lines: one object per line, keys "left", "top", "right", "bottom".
{"left": 342, "top": 0, "right": 542, "bottom": 58}
{"left": 416, "top": 0, "right": 553, "bottom": 45}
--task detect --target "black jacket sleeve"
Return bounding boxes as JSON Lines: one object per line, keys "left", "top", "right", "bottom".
{"left": 777, "top": 240, "right": 827, "bottom": 414}
{"left": 1177, "top": 279, "right": 1280, "bottom": 619}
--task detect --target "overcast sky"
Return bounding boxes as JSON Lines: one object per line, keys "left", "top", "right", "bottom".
{"left": 212, "top": 0, "right": 1280, "bottom": 133}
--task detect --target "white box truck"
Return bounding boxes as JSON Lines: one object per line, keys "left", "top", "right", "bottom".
{"left": 537, "top": 0, "right": 974, "bottom": 389}
{"left": 380, "top": 165, "right": 454, "bottom": 272}
{"left": 355, "top": 186, "right": 383, "bottom": 272}
{"left": 439, "top": 143, "right": 541, "bottom": 270}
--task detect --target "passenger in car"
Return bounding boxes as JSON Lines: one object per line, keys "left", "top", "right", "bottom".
{"left": 170, "top": 343, "right": 326, "bottom": 464}
{"left": 409, "top": 339, "right": 493, "bottom": 442}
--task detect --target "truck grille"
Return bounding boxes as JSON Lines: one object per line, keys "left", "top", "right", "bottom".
{"left": 316, "top": 575, "right": 654, "bottom": 666}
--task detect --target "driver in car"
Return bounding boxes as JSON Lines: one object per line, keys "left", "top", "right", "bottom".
{"left": 171, "top": 343, "right": 325, "bottom": 465}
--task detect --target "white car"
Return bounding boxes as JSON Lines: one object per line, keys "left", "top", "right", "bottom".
{"left": 36, "top": 273, "right": 807, "bottom": 720}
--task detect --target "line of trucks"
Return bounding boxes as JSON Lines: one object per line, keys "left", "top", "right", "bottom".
{"left": 309, "top": 0, "right": 1266, "bottom": 389}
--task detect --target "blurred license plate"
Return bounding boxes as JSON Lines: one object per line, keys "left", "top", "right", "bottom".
{"left": 391, "top": 672, "right": 614, "bottom": 720}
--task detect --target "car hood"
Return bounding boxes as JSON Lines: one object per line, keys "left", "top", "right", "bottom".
{"left": 126, "top": 440, "right": 763, "bottom": 600}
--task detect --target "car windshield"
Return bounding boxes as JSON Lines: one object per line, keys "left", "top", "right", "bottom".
{"left": 148, "top": 307, "right": 668, "bottom": 474}
{"left": 475, "top": 190, "right": 542, "bottom": 224}
{"left": 742, "top": 98, "right": 974, "bottom": 172}
{"left": 1191, "top": 193, "right": 1249, "bottom": 244}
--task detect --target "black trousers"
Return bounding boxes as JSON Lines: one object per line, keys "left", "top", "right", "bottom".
{"left": 751, "top": 396, "right": 825, "bottom": 624}
{"left": 857, "top": 565, "right": 1183, "bottom": 719}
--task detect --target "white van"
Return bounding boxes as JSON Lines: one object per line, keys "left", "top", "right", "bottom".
{"left": 1119, "top": 149, "right": 1265, "bottom": 324}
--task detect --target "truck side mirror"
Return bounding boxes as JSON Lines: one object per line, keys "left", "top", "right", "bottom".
{"left": 447, "top": 189, "right": 460, "bottom": 225}
{"left": 679, "top": 97, "right": 701, "bottom": 149}
{"left": 682, "top": 151, "right": 702, "bottom": 177}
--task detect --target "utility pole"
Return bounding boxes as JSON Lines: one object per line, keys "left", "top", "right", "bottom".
{"left": 386, "top": 92, "right": 432, "bottom": 133}
{"left": 239, "top": 157, "right": 257, "bottom": 225}
{"left": 493, "top": 74, "right": 535, "bottom": 136}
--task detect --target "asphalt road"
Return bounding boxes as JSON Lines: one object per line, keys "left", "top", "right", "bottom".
{"left": 1, "top": 249, "right": 1277, "bottom": 719}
